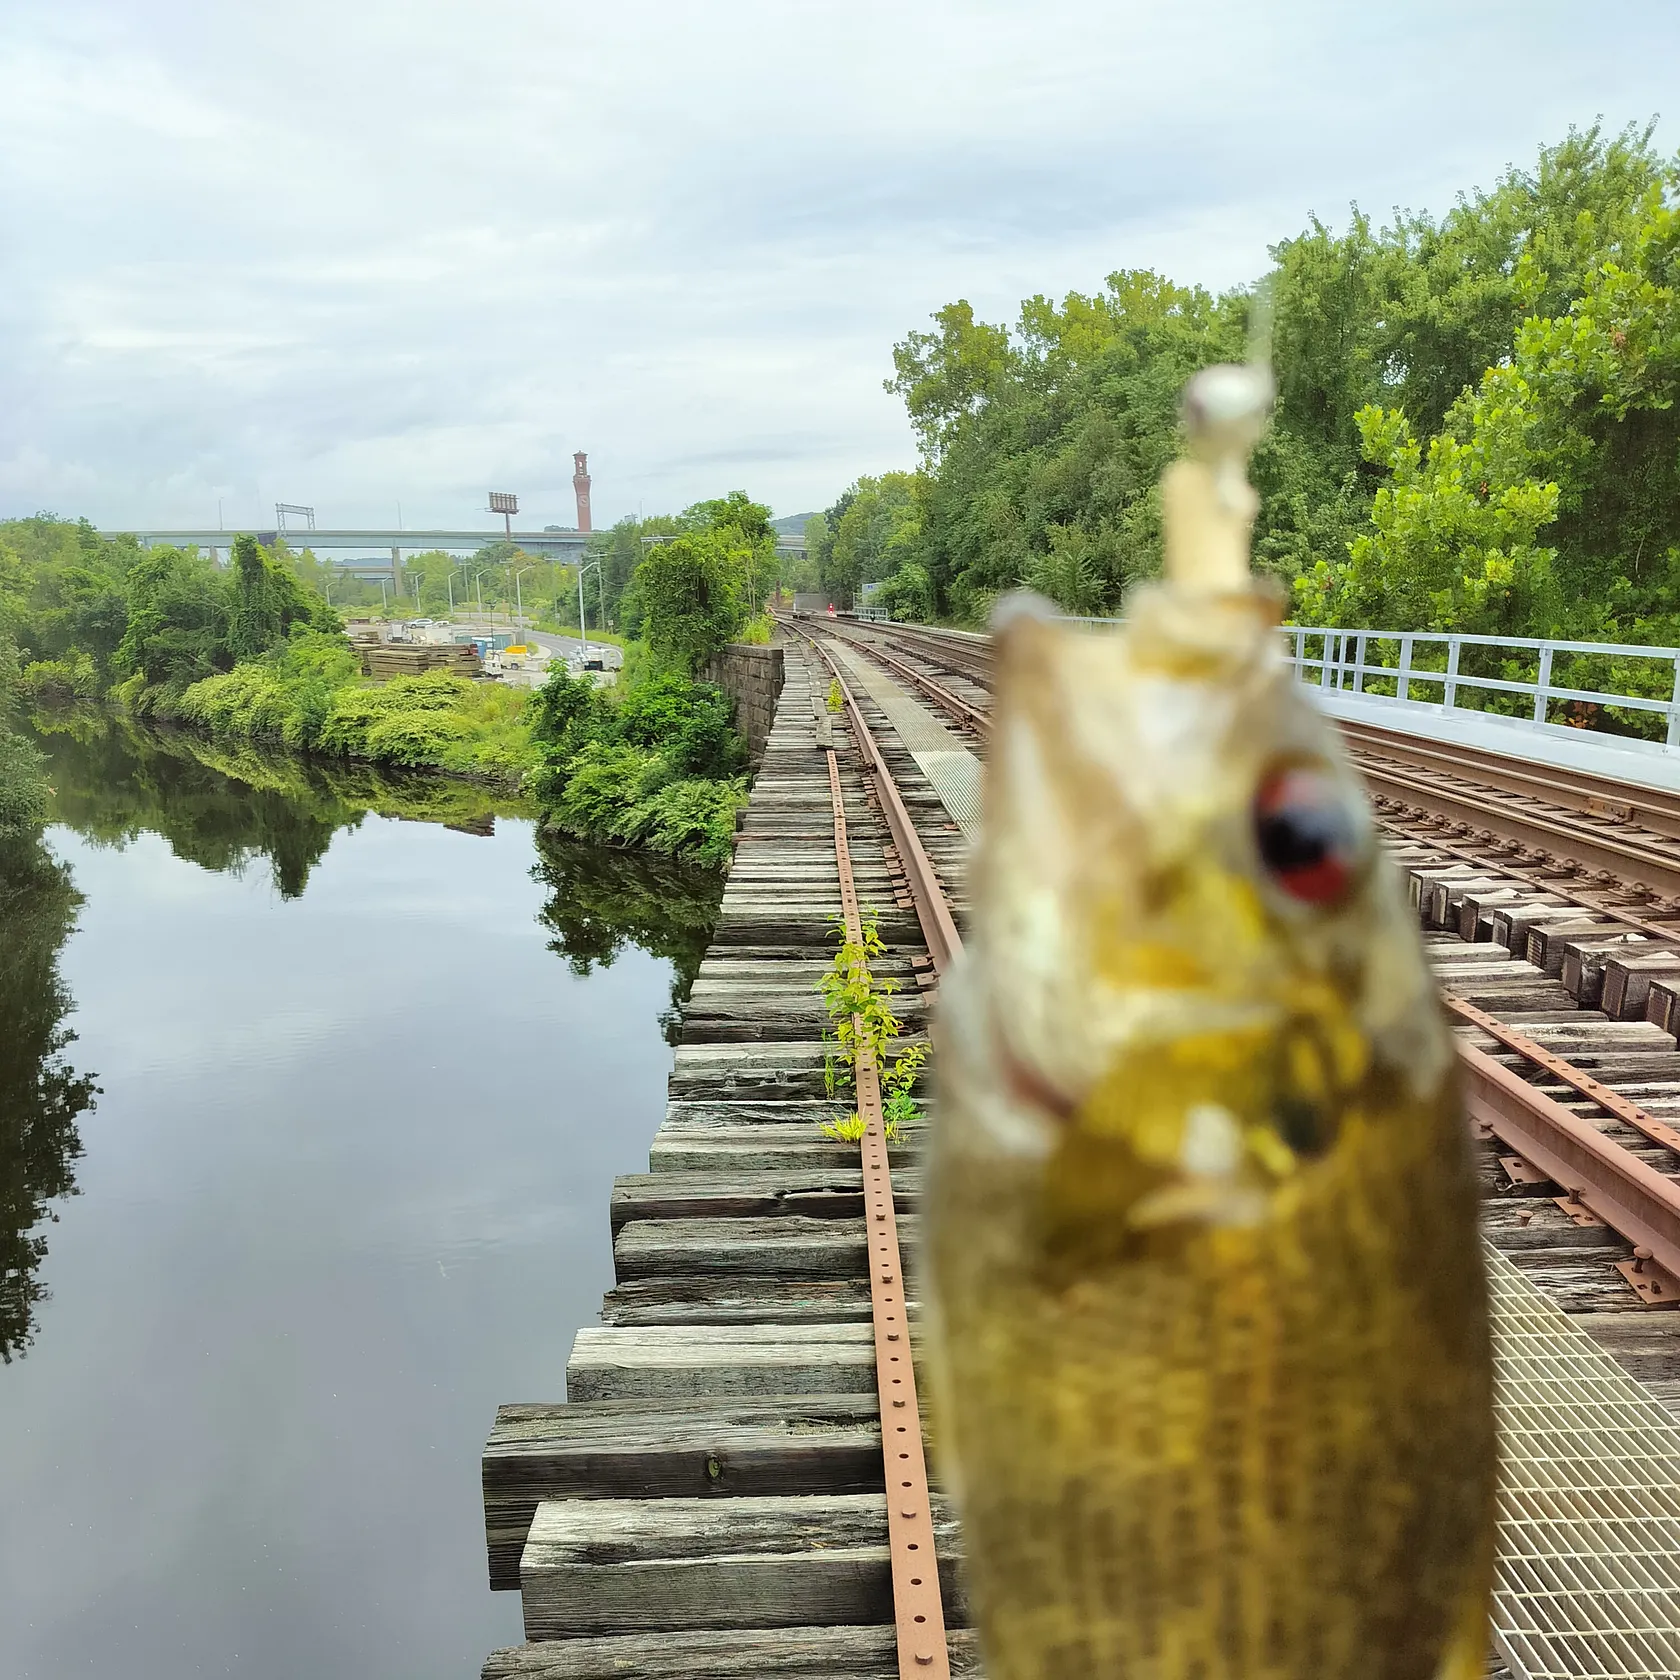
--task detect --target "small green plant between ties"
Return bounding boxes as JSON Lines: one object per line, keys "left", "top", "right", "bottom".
{"left": 818, "top": 908, "right": 926, "bottom": 1144}
{"left": 825, "top": 679, "right": 844, "bottom": 714}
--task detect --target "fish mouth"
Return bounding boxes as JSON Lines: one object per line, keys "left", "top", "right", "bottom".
{"left": 995, "top": 1033, "right": 1081, "bottom": 1126}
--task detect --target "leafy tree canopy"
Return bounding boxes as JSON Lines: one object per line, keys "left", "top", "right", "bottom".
{"left": 868, "top": 122, "right": 1680, "bottom": 642}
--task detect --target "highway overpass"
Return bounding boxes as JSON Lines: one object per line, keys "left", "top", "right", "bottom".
{"left": 115, "top": 526, "right": 594, "bottom": 565}
{"left": 115, "top": 527, "right": 808, "bottom": 573}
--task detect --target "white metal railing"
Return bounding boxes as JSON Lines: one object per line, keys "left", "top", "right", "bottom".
{"left": 1282, "top": 628, "right": 1680, "bottom": 752}
{"left": 867, "top": 614, "right": 1680, "bottom": 755}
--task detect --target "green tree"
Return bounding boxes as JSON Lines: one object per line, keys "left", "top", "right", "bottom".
{"left": 111, "top": 545, "right": 232, "bottom": 701}
{"left": 1300, "top": 387, "right": 1562, "bottom": 636}
{"left": 885, "top": 122, "right": 1680, "bottom": 632}
{"left": 0, "top": 633, "right": 49, "bottom": 840}
{"left": 630, "top": 531, "right": 748, "bottom": 673}
{"left": 227, "top": 534, "right": 338, "bottom": 659}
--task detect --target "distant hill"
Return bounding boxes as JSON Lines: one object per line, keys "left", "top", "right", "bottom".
{"left": 770, "top": 512, "right": 818, "bottom": 535}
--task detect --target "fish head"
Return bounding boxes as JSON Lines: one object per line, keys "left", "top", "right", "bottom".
{"left": 947, "top": 587, "right": 1449, "bottom": 1258}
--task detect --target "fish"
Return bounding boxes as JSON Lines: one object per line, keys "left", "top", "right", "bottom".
{"left": 925, "top": 365, "right": 1495, "bottom": 1680}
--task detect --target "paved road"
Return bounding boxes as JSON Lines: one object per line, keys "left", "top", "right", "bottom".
{"left": 448, "top": 618, "right": 624, "bottom": 670}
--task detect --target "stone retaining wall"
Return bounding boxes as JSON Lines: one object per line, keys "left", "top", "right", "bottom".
{"left": 700, "top": 643, "right": 785, "bottom": 764}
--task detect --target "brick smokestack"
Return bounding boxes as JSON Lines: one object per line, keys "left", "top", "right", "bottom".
{"left": 572, "top": 451, "right": 592, "bottom": 533}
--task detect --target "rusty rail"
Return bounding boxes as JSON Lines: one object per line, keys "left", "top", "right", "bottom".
{"left": 1458, "top": 1039, "right": 1680, "bottom": 1304}
{"left": 1382, "top": 822, "right": 1680, "bottom": 942}
{"left": 1356, "top": 753, "right": 1680, "bottom": 902}
{"left": 787, "top": 621, "right": 962, "bottom": 975}
{"left": 818, "top": 675, "right": 952, "bottom": 1678}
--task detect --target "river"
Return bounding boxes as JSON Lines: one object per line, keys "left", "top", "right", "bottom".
{"left": 0, "top": 716, "right": 721, "bottom": 1678}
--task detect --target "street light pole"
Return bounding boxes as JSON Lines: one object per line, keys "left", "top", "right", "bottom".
{"left": 577, "top": 559, "right": 604, "bottom": 667}
{"left": 512, "top": 566, "right": 535, "bottom": 634}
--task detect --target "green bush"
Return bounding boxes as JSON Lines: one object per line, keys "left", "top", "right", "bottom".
{"left": 617, "top": 672, "right": 744, "bottom": 779}
{"left": 20, "top": 652, "right": 98, "bottom": 704}
{"left": 527, "top": 662, "right": 750, "bottom": 864}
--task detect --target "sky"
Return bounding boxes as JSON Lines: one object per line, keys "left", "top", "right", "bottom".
{"left": 2, "top": 0, "right": 1677, "bottom": 536}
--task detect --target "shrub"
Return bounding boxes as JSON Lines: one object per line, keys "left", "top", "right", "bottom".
{"left": 20, "top": 653, "right": 98, "bottom": 704}
{"left": 525, "top": 659, "right": 751, "bottom": 864}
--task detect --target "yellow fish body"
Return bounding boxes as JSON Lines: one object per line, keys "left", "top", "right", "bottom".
{"left": 926, "top": 370, "right": 1494, "bottom": 1680}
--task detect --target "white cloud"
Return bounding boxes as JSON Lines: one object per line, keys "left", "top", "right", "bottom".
{"left": 2, "top": 0, "right": 1675, "bottom": 530}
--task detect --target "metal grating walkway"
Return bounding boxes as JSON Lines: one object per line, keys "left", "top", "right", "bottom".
{"left": 828, "top": 642, "right": 984, "bottom": 838}
{"left": 1487, "top": 1245, "right": 1680, "bottom": 1678}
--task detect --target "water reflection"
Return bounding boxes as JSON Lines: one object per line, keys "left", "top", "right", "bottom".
{"left": 3, "top": 711, "right": 725, "bottom": 1678}
{"left": 533, "top": 833, "right": 721, "bottom": 1042}
{"left": 0, "top": 832, "right": 98, "bottom": 1362}
{"left": 33, "top": 709, "right": 525, "bottom": 898}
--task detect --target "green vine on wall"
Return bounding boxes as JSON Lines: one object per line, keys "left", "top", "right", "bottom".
{"left": 817, "top": 908, "right": 925, "bottom": 1143}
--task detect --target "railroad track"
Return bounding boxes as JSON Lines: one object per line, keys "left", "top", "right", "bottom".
{"left": 479, "top": 635, "right": 977, "bottom": 1679}
{"left": 816, "top": 613, "right": 1680, "bottom": 1313}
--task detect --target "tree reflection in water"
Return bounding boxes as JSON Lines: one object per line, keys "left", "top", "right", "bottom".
{"left": 1, "top": 711, "right": 724, "bottom": 1355}
{"left": 0, "top": 833, "right": 98, "bottom": 1362}
{"left": 532, "top": 832, "right": 724, "bottom": 1044}
{"left": 33, "top": 709, "right": 524, "bottom": 899}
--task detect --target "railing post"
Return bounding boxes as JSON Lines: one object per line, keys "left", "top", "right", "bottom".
{"left": 1319, "top": 632, "right": 1332, "bottom": 690}
{"left": 1397, "top": 635, "right": 1413, "bottom": 703}
{"left": 1534, "top": 645, "right": 1553, "bottom": 725}
{"left": 1354, "top": 633, "right": 1368, "bottom": 694}
{"left": 1668, "top": 656, "right": 1680, "bottom": 750}
{"left": 1443, "top": 639, "right": 1461, "bottom": 711}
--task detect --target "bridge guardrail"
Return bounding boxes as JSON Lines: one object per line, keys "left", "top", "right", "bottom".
{"left": 1286, "top": 629, "right": 1680, "bottom": 753}
{"left": 865, "top": 613, "right": 1680, "bottom": 756}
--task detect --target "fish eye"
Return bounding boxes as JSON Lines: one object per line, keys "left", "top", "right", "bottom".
{"left": 1253, "top": 764, "right": 1363, "bottom": 908}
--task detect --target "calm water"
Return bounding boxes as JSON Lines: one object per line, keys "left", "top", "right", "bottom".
{"left": 0, "top": 719, "right": 719, "bottom": 1678}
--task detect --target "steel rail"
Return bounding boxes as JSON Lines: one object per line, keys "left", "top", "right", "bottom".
{"left": 1341, "top": 720, "right": 1680, "bottom": 843}
{"left": 820, "top": 698, "right": 950, "bottom": 1680}
{"left": 817, "top": 620, "right": 990, "bottom": 740}
{"left": 846, "top": 619, "right": 995, "bottom": 690}
{"left": 1445, "top": 994, "right": 1680, "bottom": 1156}
{"left": 783, "top": 620, "right": 962, "bottom": 974}
{"left": 1353, "top": 755, "right": 1680, "bottom": 902}
{"left": 1459, "top": 1040, "right": 1680, "bottom": 1305}
{"left": 1378, "top": 818, "right": 1680, "bottom": 941}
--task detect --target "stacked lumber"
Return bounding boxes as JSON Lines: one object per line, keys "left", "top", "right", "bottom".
{"left": 357, "top": 642, "right": 480, "bottom": 680}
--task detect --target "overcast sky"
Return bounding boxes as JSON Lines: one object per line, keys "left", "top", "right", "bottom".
{"left": 2, "top": 1, "right": 1676, "bottom": 535}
